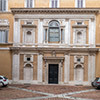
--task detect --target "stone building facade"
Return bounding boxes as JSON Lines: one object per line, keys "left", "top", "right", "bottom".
{"left": 0, "top": 0, "right": 100, "bottom": 85}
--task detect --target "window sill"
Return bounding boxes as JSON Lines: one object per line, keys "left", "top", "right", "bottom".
{"left": 69, "top": 44, "right": 93, "bottom": 47}
{"left": 0, "top": 11, "right": 11, "bottom": 14}
{"left": 0, "top": 43, "right": 13, "bottom": 45}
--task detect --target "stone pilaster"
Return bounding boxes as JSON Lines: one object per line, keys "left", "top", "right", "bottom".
{"left": 37, "top": 54, "right": 43, "bottom": 83}
{"left": 64, "top": 54, "right": 70, "bottom": 83}
{"left": 38, "top": 19, "right": 43, "bottom": 44}
{"left": 88, "top": 53, "right": 96, "bottom": 82}
{"left": 12, "top": 51, "right": 20, "bottom": 81}
{"left": 89, "top": 18, "right": 95, "bottom": 47}
{"left": 65, "top": 19, "right": 70, "bottom": 45}
{"left": 14, "top": 18, "right": 20, "bottom": 46}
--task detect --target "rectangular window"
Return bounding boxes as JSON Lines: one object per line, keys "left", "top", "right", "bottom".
{"left": 26, "top": 0, "right": 34, "bottom": 8}
{"left": 77, "top": 0, "right": 83, "bottom": 8}
{"left": 49, "top": 28, "right": 60, "bottom": 42}
{"left": 0, "top": 30, "right": 8, "bottom": 43}
{"left": 0, "top": 0, "right": 6, "bottom": 11}
{"left": 75, "top": 0, "right": 85, "bottom": 8}
{"left": 78, "top": 0, "right": 83, "bottom": 8}
{"left": 51, "top": 0, "right": 59, "bottom": 8}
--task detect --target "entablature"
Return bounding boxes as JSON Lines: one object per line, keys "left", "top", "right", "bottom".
{"left": 11, "top": 8, "right": 99, "bottom": 15}
{"left": 10, "top": 47, "right": 99, "bottom": 53}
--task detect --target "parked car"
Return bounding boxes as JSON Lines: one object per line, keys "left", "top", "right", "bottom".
{"left": 91, "top": 77, "right": 100, "bottom": 89}
{"left": 0, "top": 75, "right": 9, "bottom": 87}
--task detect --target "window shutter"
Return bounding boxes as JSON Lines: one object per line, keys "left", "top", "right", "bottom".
{"left": 61, "top": 29, "right": 64, "bottom": 43}
{"left": 0, "top": 31, "right": 2, "bottom": 43}
{"left": 52, "top": 0, "right": 54, "bottom": 8}
{"left": 27, "top": 0, "right": 29, "bottom": 8}
{"left": 2, "top": 0, "right": 4, "bottom": 11}
{"left": 55, "top": 0, "right": 57, "bottom": 8}
{"left": 30, "top": 0, "right": 33, "bottom": 8}
{"left": 5, "top": 30, "right": 8, "bottom": 43}
{"left": 81, "top": 0, "right": 83, "bottom": 8}
{"left": 2, "top": 31, "right": 5, "bottom": 43}
{"left": 0, "top": 0, "right": 2, "bottom": 11}
{"left": 4, "top": 0, "right": 6, "bottom": 11}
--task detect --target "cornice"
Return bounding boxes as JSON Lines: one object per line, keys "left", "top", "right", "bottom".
{"left": 10, "top": 47, "right": 99, "bottom": 53}
{"left": 22, "top": 25, "right": 37, "bottom": 28}
{"left": 11, "top": 8, "right": 99, "bottom": 15}
{"left": 72, "top": 25, "right": 87, "bottom": 28}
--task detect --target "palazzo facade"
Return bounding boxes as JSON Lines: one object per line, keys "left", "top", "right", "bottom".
{"left": 0, "top": 0, "right": 100, "bottom": 85}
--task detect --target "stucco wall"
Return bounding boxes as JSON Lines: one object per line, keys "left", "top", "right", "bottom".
{"left": 0, "top": 50, "right": 12, "bottom": 79}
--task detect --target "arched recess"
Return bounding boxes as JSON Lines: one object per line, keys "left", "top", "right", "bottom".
{"left": 24, "top": 63, "right": 33, "bottom": 81}
{"left": 76, "top": 31, "right": 82, "bottom": 44}
{"left": 74, "top": 64, "right": 84, "bottom": 85}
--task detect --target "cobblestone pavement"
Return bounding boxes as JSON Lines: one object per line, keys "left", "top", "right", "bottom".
{"left": 0, "top": 84, "right": 99, "bottom": 100}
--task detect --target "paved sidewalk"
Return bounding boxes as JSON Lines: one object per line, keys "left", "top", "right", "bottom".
{"left": 0, "top": 84, "right": 99, "bottom": 100}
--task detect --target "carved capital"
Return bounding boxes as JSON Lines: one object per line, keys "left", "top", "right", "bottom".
{"left": 13, "top": 50, "right": 19, "bottom": 55}
{"left": 40, "top": 18, "right": 43, "bottom": 22}
{"left": 89, "top": 53, "right": 96, "bottom": 56}
{"left": 91, "top": 18, "right": 95, "bottom": 22}
{"left": 15, "top": 18, "right": 18, "bottom": 22}
{"left": 65, "top": 18, "right": 69, "bottom": 21}
{"left": 64, "top": 52, "right": 69, "bottom": 55}
{"left": 39, "top": 51, "right": 44, "bottom": 56}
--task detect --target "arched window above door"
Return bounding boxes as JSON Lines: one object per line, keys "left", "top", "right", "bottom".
{"left": 48, "top": 21, "right": 60, "bottom": 43}
{"left": 43, "top": 20, "right": 65, "bottom": 44}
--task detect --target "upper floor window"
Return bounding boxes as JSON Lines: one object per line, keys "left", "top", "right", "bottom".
{"left": 0, "top": 0, "right": 7, "bottom": 11}
{"left": 50, "top": 0, "right": 59, "bottom": 8}
{"left": 25, "top": 0, "right": 34, "bottom": 8}
{"left": 43, "top": 20, "right": 65, "bottom": 44}
{"left": 75, "top": 0, "right": 85, "bottom": 8}
{"left": 0, "top": 30, "right": 8, "bottom": 43}
{"left": 48, "top": 21, "right": 60, "bottom": 42}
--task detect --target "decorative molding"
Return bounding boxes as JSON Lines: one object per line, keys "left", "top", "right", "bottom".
{"left": 24, "top": 63, "right": 33, "bottom": 68}
{"left": 10, "top": 47, "right": 99, "bottom": 52}
{"left": 0, "top": 48, "right": 10, "bottom": 50}
{"left": 11, "top": 8, "right": 99, "bottom": 14}
{"left": 74, "top": 56, "right": 84, "bottom": 64}
{"left": 22, "top": 25, "right": 37, "bottom": 28}
{"left": 24, "top": 54, "right": 33, "bottom": 62}
{"left": 0, "top": 19, "right": 9, "bottom": 25}
{"left": 14, "top": 14, "right": 96, "bottom": 20}
{"left": 43, "top": 57, "right": 64, "bottom": 60}
{"left": 72, "top": 25, "right": 87, "bottom": 28}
